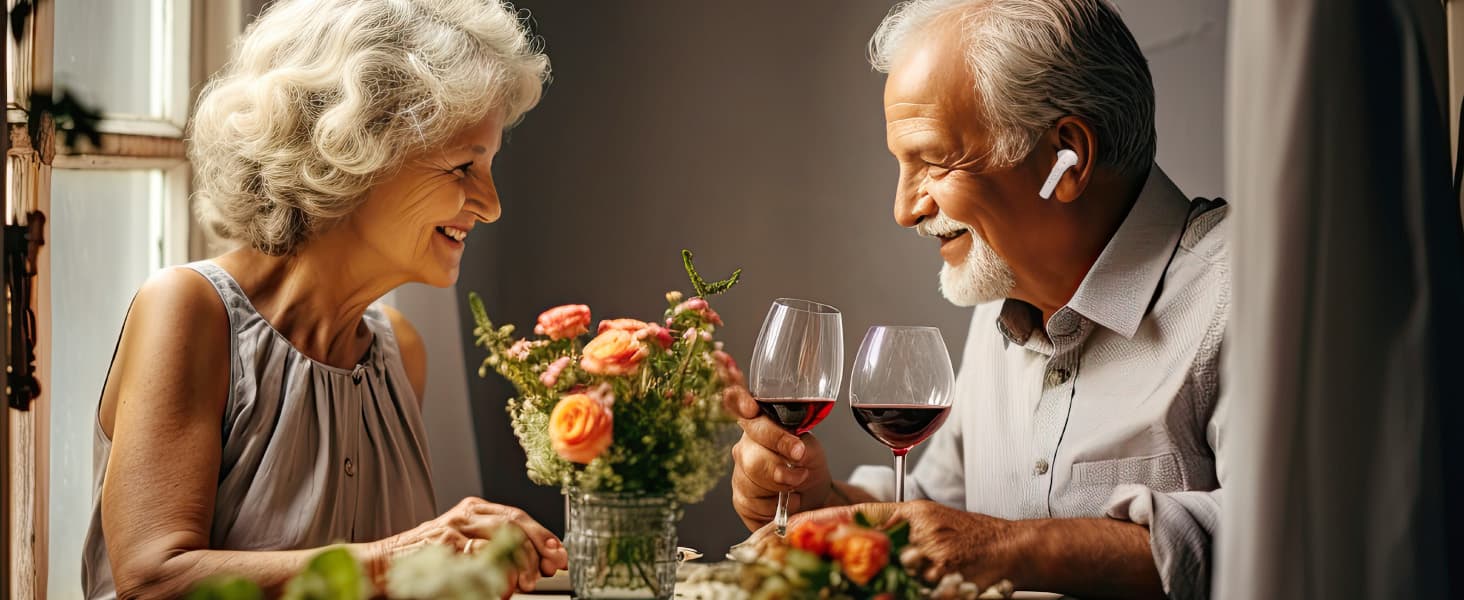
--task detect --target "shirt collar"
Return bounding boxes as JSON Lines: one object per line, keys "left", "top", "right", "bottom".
{"left": 996, "top": 164, "right": 1193, "bottom": 344}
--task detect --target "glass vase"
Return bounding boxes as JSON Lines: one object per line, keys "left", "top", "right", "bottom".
{"left": 566, "top": 490, "right": 681, "bottom": 600}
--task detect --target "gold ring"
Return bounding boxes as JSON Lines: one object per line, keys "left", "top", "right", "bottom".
{"left": 464, "top": 539, "right": 476, "bottom": 554}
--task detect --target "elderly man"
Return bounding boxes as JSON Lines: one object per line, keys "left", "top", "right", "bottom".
{"left": 727, "top": 1, "right": 1226, "bottom": 598}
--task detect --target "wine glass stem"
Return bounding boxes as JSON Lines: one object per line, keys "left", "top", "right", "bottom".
{"left": 774, "top": 491, "right": 790, "bottom": 536}
{"left": 893, "top": 451, "right": 907, "bottom": 503}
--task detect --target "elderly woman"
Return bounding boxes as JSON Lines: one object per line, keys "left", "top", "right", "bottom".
{"left": 80, "top": 1, "right": 562, "bottom": 598}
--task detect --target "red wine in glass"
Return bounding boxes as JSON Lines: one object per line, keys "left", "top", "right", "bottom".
{"left": 851, "top": 404, "right": 951, "bottom": 455}
{"left": 747, "top": 298, "right": 843, "bottom": 536}
{"left": 849, "top": 326, "right": 954, "bottom": 502}
{"left": 756, "top": 398, "right": 836, "bottom": 436}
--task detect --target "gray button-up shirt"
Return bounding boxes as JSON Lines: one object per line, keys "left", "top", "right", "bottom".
{"left": 850, "top": 165, "right": 1227, "bottom": 600}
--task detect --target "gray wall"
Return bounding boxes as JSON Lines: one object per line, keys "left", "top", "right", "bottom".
{"left": 456, "top": 0, "right": 1226, "bottom": 555}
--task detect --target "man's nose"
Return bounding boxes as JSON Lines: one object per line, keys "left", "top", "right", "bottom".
{"left": 893, "top": 177, "right": 938, "bottom": 228}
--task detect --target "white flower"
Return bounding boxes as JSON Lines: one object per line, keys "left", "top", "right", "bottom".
{"left": 386, "top": 545, "right": 509, "bottom": 600}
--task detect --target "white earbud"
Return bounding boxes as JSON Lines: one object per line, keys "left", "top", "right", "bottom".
{"left": 1038, "top": 149, "right": 1079, "bottom": 200}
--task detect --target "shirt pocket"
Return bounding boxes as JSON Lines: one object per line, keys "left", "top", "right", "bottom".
{"left": 1071, "top": 453, "right": 1184, "bottom": 494}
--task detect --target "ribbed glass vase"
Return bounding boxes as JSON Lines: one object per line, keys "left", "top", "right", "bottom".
{"left": 565, "top": 490, "right": 680, "bottom": 600}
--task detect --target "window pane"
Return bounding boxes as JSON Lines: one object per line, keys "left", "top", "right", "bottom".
{"left": 49, "top": 169, "right": 163, "bottom": 600}
{"left": 52, "top": 0, "right": 191, "bottom": 125}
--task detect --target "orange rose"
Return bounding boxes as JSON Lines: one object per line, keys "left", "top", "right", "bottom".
{"left": 549, "top": 393, "right": 613, "bottom": 463}
{"left": 599, "top": 318, "right": 674, "bottom": 350}
{"left": 580, "top": 329, "right": 649, "bottom": 376}
{"left": 535, "top": 304, "right": 592, "bottom": 340}
{"left": 598, "top": 318, "right": 650, "bottom": 334}
{"left": 830, "top": 525, "right": 891, "bottom": 586}
{"left": 788, "top": 516, "right": 846, "bottom": 558}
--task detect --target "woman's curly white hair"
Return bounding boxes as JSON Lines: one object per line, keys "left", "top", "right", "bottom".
{"left": 190, "top": 0, "right": 549, "bottom": 255}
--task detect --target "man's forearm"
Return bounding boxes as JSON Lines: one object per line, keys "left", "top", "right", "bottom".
{"left": 1004, "top": 517, "right": 1166, "bottom": 600}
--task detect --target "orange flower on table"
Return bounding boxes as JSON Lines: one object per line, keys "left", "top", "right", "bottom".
{"left": 535, "top": 304, "right": 591, "bottom": 340}
{"left": 580, "top": 329, "right": 649, "bottom": 376}
{"left": 549, "top": 393, "right": 613, "bottom": 464}
{"left": 788, "top": 515, "right": 848, "bottom": 558}
{"left": 830, "top": 525, "right": 891, "bottom": 586}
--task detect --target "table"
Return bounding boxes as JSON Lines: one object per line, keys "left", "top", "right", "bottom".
{"left": 512, "top": 570, "right": 1066, "bottom": 599}
{"left": 512, "top": 594, "right": 1063, "bottom": 599}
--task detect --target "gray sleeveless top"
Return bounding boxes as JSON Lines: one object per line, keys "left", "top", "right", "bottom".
{"left": 82, "top": 261, "right": 438, "bottom": 599}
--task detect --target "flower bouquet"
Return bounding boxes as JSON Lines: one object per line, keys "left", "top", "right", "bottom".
{"left": 468, "top": 250, "right": 743, "bottom": 599}
{"left": 679, "top": 514, "right": 1013, "bottom": 600}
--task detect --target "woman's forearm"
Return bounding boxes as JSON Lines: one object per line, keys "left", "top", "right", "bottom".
{"left": 112, "top": 542, "right": 382, "bottom": 600}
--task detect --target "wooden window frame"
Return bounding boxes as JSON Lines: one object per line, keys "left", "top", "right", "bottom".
{"left": 5, "top": 1, "right": 243, "bottom": 598}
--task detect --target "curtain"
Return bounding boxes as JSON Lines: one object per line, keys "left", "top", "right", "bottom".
{"left": 1220, "top": 0, "right": 1463, "bottom": 597}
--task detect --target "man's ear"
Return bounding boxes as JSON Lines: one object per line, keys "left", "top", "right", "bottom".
{"left": 1049, "top": 116, "right": 1098, "bottom": 204}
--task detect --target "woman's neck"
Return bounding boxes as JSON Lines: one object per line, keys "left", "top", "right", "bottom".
{"left": 216, "top": 234, "right": 406, "bottom": 369}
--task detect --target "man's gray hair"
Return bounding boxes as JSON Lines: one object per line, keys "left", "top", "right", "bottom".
{"left": 870, "top": 0, "right": 1155, "bottom": 177}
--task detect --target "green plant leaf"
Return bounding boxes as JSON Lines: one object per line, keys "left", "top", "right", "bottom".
{"left": 185, "top": 577, "right": 264, "bottom": 600}
{"left": 681, "top": 249, "right": 741, "bottom": 298}
{"left": 468, "top": 291, "right": 489, "bottom": 329}
{"left": 281, "top": 547, "right": 371, "bottom": 600}
{"left": 885, "top": 520, "right": 910, "bottom": 551}
{"left": 854, "top": 511, "right": 873, "bottom": 528}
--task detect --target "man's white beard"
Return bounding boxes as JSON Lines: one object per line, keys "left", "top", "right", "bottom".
{"left": 917, "top": 213, "right": 1015, "bottom": 307}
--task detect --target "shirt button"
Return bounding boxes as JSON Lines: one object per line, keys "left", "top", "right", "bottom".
{"left": 1034, "top": 459, "right": 1050, "bottom": 475}
{"left": 344, "top": 458, "right": 355, "bottom": 477}
{"left": 1045, "top": 368, "right": 1070, "bottom": 387}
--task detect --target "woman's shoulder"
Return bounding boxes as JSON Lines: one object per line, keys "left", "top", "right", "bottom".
{"left": 122, "top": 265, "right": 235, "bottom": 366}
{"left": 100, "top": 265, "right": 233, "bottom": 436}
{"left": 133, "top": 264, "right": 230, "bottom": 331}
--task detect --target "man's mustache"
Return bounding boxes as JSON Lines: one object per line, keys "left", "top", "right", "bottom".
{"left": 914, "top": 212, "right": 972, "bottom": 239}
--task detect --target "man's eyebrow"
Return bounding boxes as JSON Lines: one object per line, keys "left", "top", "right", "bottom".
{"left": 471, "top": 145, "right": 488, "bottom": 155}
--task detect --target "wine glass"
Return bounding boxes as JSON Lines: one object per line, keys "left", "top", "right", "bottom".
{"left": 746, "top": 298, "right": 844, "bottom": 537}
{"left": 849, "top": 326, "right": 954, "bottom": 502}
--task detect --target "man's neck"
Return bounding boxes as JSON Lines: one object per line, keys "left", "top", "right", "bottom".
{"left": 1010, "top": 169, "right": 1147, "bottom": 326}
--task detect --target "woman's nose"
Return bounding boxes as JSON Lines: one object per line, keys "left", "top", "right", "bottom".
{"left": 466, "top": 171, "right": 501, "bottom": 223}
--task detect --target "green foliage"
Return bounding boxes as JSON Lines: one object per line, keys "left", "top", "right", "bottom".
{"left": 281, "top": 547, "right": 372, "bottom": 600}
{"left": 184, "top": 548, "right": 371, "bottom": 600}
{"left": 184, "top": 577, "right": 264, "bottom": 600}
{"left": 682, "top": 249, "right": 742, "bottom": 298}
{"left": 184, "top": 527, "right": 531, "bottom": 600}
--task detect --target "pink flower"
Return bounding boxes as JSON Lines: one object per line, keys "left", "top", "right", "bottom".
{"left": 669, "top": 297, "right": 723, "bottom": 326}
{"left": 636, "top": 324, "right": 674, "bottom": 349}
{"left": 711, "top": 350, "right": 743, "bottom": 385}
{"left": 540, "top": 356, "right": 573, "bottom": 388}
{"left": 535, "top": 304, "right": 591, "bottom": 340}
{"left": 507, "top": 339, "right": 534, "bottom": 361}
{"left": 580, "top": 329, "right": 649, "bottom": 376}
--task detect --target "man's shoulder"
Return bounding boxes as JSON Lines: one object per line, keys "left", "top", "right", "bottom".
{"left": 1178, "top": 198, "right": 1229, "bottom": 268}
